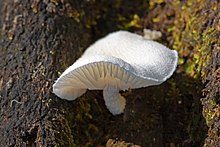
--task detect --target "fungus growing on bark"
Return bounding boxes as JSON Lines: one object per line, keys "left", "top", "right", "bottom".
{"left": 53, "top": 31, "right": 178, "bottom": 115}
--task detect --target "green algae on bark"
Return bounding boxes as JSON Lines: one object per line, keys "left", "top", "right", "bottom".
{"left": 146, "top": 0, "right": 220, "bottom": 146}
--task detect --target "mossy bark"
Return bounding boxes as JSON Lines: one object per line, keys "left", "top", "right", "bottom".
{"left": 0, "top": 0, "right": 219, "bottom": 146}
{"left": 146, "top": 0, "right": 220, "bottom": 146}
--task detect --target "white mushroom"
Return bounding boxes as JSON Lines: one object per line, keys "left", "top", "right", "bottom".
{"left": 53, "top": 30, "right": 178, "bottom": 115}
{"left": 143, "top": 28, "right": 162, "bottom": 40}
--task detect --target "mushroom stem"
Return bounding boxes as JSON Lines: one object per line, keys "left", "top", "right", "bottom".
{"left": 103, "top": 85, "right": 126, "bottom": 115}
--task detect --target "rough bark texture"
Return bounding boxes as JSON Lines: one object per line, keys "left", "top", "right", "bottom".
{"left": 145, "top": 0, "right": 220, "bottom": 146}
{"left": 0, "top": 0, "right": 218, "bottom": 146}
{"left": 0, "top": 0, "right": 92, "bottom": 146}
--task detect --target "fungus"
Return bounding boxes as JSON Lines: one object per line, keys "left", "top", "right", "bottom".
{"left": 143, "top": 28, "right": 162, "bottom": 40}
{"left": 53, "top": 31, "right": 178, "bottom": 115}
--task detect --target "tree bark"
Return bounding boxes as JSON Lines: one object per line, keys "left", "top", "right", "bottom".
{"left": 0, "top": 0, "right": 93, "bottom": 146}
{"left": 1, "top": 0, "right": 218, "bottom": 146}
{"left": 145, "top": 0, "right": 220, "bottom": 146}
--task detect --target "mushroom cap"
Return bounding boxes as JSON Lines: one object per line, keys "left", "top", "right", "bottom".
{"left": 53, "top": 31, "right": 178, "bottom": 100}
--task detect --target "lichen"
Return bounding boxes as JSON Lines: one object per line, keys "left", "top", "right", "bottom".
{"left": 150, "top": 0, "right": 219, "bottom": 79}
{"left": 31, "top": 62, "right": 46, "bottom": 80}
{"left": 118, "top": 14, "right": 142, "bottom": 30}
{"left": 146, "top": 0, "right": 220, "bottom": 146}
{"left": 31, "top": 0, "right": 81, "bottom": 22}
{"left": 27, "top": 0, "right": 218, "bottom": 146}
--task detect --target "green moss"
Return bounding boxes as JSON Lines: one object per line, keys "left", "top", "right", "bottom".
{"left": 150, "top": 0, "right": 219, "bottom": 79}
{"left": 148, "top": 0, "right": 219, "bottom": 146}
{"left": 118, "top": 14, "right": 142, "bottom": 30}
{"left": 166, "top": 79, "right": 181, "bottom": 98}
{"left": 41, "top": 0, "right": 218, "bottom": 146}
{"left": 173, "top": 1, "right": 218, "bottom": 78}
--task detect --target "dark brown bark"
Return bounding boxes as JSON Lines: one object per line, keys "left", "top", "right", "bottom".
{"left": 0, "top": 0, "right": 92, "bottom": 146}
{"left": 0, "top": 0, "right": 154, "bottom": 146}
{"left": 145, "top": 1, "right": 219, "bottom": 146}
{"left": 0, "top": 0, "right": 211, "bottom": 146}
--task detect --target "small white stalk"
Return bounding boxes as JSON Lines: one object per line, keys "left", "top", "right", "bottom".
{"left": 103, "top": 85, "right": 126, "bottom": 115}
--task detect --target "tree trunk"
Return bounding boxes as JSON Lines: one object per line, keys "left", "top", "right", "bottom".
{"left": 0, "top": 0, "right": 93, "bottom": 146}
{"left": 145, "top": 0, "right": 220, "bottom": 146}
{"left": 1, "top": 0, "right": 218, "bottom": 146}
{"left": 0, "top": 0, "right": 154, "bottom": 146}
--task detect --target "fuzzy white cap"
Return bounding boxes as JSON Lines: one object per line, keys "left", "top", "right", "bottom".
{"left": 53, "top": 31, "right": 178, "bottom": 115}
